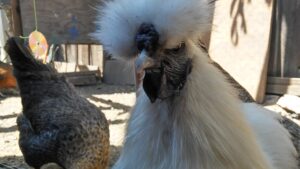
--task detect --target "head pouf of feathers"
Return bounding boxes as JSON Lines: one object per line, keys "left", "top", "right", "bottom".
{"left": 95, "top": 0, "right": 212, "bottom": 102}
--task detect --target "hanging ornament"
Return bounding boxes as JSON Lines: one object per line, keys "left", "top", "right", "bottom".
{"left": 28, "top": 30, "right": 49, "bottom": 62}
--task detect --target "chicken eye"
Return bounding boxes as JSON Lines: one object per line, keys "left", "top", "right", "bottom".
{"left": 164, "top": 42, "right": 185, "bottom": 54}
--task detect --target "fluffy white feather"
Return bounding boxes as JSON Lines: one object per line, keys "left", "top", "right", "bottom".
{"left": 242, "top": 103, "right": 298, "bottom": 169}
{"left": 94, "top": 0, "right": 213, "bottom": 59}
{"left": 111, "top": 42, "right": 298, "bottom": 169}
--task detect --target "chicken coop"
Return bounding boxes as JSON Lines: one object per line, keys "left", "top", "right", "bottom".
{"left": 0, "top": 0, "right": 299, "bottom": 99}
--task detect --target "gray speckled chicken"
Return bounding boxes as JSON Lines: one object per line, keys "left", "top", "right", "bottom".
{"left": 5, "top": 37, "right": 109, "bottom": 169}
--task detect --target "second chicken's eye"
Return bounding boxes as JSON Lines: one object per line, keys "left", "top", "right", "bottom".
{"left": 164, "top": 42, "right": 185, "bottom": 54}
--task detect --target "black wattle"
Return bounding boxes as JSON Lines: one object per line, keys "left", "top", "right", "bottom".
{"left": 143, "top": 68, "right": 162, "bottom": 103}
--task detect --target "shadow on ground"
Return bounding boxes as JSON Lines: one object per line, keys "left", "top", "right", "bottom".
{"left": 76, "top": 84, "right": 135, "bottom": 97}
{"left": 89, "top": 96, "right": 131, "bottom": 114}
{"left": 0, "top": 125, "right": 17, "bottom": 133}
{"left": 0, "top": 155, "right": 29, "bottom": 169}
{"left": 0, "top": 89, "right": 19, "bottom": 102}
{"left": 0, "top": 114, "right": 18, "bottom": 120}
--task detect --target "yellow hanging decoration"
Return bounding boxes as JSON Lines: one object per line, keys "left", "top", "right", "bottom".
{"left": 29, "top": 31, "right": 48, "bottom": 62}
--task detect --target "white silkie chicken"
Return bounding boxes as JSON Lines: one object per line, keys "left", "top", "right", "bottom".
{"left": 95, "top": 0, "right": 298, "bottom": 168}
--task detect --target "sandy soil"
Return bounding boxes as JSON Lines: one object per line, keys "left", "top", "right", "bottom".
{"left": 0, "top": 84, "right": 299, "bottom": 169}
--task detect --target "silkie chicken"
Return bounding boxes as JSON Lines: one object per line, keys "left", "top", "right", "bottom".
{"left": 5, "top": 38, "right": 109, "bottom": 169}
{"left": 95, "top": 0, "right": 298, "bottom": 169}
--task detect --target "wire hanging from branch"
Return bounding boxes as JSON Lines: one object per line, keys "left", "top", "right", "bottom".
{"left": 20, "top": 0, "right": 38, "bottom": 39}
{"left": 33, "top": 0, "right": 38, "bottom": 31}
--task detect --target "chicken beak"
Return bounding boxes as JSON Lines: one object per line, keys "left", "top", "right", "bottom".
{"left": 135, "top": 50, "right": 156, "bottom": 73}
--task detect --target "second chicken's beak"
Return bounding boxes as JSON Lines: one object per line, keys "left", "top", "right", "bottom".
{"left": 135, "top": 50, "right": 158, "bottom": 73}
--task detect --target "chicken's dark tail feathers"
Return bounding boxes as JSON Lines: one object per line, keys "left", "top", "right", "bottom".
{"left": 17, "top": 114, "right": 61, "bottom": 169}
{"left": 4, "top": 37, "right": 54, "bottom": 72}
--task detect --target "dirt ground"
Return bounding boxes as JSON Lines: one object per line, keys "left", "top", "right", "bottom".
{"left": 0, "top": 84, "right": 299, "bottom": 169}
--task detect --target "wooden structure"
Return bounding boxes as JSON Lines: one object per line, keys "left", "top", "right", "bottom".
{"left": 53, "top": 61, "right": 100, "bottom": 86}
{"left": 209, "top": 0, "right": 274, "bottom": 103}
{"left": 267, "top": 77, "right": 300, "bottom": 95}
{"left": 16, "top": 0, "right": 135, "bottom": 85}
{"left": 60, "top": 44, "right": 104, "bottom": 75}
{"left": 3, "top": 0, "right": 300, "bottom": 89}
{"left": 0, "top": 10, "right": 7, "bottom": 61}
{"left": 19, "top": 0, "right": 105, "bottom": 78}
{"left": 19, "top": 0, "right": 101, "bottom": 44}
{"left": 0, "top": 0, "right": 11, "bottom": 61}
{"left": 209, "top": 0, "right": 300, "bottom": 102}
{"left": 267, "top": 0, "right": 300, "bottom": 95}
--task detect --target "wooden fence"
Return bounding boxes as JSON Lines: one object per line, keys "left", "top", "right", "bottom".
{"left": 61, "top": 44, "right": 104, "bottom": 74}
{"left": 267, "top": 0, "right": 300, "bottom": 95}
